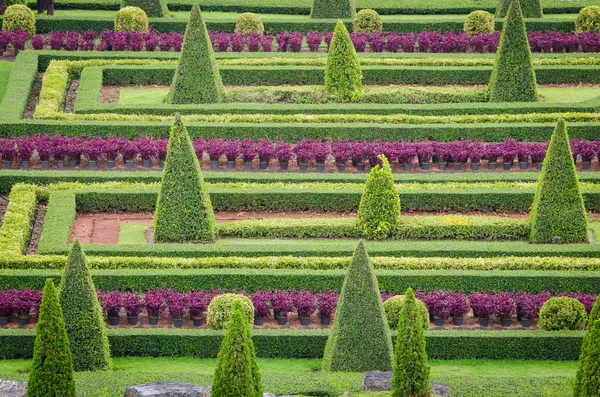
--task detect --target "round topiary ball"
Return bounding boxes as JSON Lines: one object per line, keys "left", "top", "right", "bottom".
{"left": 235, "top": 12, "right": 264, "bottom": 35}
{"left": 114, "top": 6, "right": 149, "bottom": 33}
{"left": 538, "top": 297, "right": 587, "bottom": 331}
{"left": 2, "top": 4, "right": 36, "bottom": 36}
{"left": 576, "top": 6, "right": 600, "bottom": 33}
{"left": 206, "top": 293, "right": 254, "bottom": 330}
{"left": 384, "top": 294, "right": 429, "bottom": 331}
{"left": 463, "top": 10, "right": 495, "bottom": 35}
{"left": 353, "top": 9, "right": 382, "bottom": 33}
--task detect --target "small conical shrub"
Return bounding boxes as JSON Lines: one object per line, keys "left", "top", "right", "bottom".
{"left": 324, "top": 20, "right": 362, "bottom": 102}
{"left": 154, "top": 114, "right": 216, "bottom": 242}
{"left": 322, "top": 240, "right": 393, "bottom": 372}
{"left": 574, "top": 295, "right": 600, "bottom": 397}
{"left": 356, "top": 154, "right": 400, "bottom": 240}
{"left": 391, "top": 288, "right": 431, "bottom": 397}
{"left": 529, "top": 119, "right": 588, "bottom": 243}
{"left": 488, "top": 0, "right": 538, "bottom": 102}
{"left": 26, "top": 279, "right": 76, "bottom": 397}
{"left": 212, "top": 301, "right": 263, "bottom": 397}
{"left": 122, "top": 0, "right": 169, "bottom": 18}
{"left": 310, "top": 0, "right": 355, "bottom": 19}
{"left": 577, "top": 319, "right": 600, "bottom": 397}
{"left": 497, "top": 0, "right": 542, "bottom": 18}
{"left": 59, "top": 240, "right": 111, "bottom": 372}
{"left": 166, "top": 3, "right": 224, "bottom": 104}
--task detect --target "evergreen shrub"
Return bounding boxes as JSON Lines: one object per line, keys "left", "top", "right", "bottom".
{"left": 121, "top": 0, "right": 169, "bottom": 18}
{"left": 384, "top": 294, "right": 429, "bottom": 331}
{"left": 539, "top": 297, "right": 587, "bottom": 331}
{"left": 497, "top": 0, "right": 542, "bottom": 18}
{"left": 324, "top": 20, "right": 362, "bottom": 102}
{"left": 235, "top": 13, "right": 264, "bottom": 35}
{"left": 464, "top": 11, "right": 495, "bottom": 35}
{"left": 576, "top": 6, "right": 600, "bottom": 33}
{"left": 310, "top": 0, "right": 356, "bottom": 19}
{"left": 574, "top": 295, "right": 600, "bottom": 397}
{"left": 353, "top": 9, "right": 382, "bottom": 33}
{"left": 114, "top": 6, "right": 149, "bottom": 33}
{"left": 207, "top": 293, "right": 254, "bottom": 330}
{"left": 2, "top": 5, "right": 35, "bottom": 36}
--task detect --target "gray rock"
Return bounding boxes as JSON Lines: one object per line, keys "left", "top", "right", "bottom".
{"left": 124, "top": 383, "right": 211, "bottom": 397}
{"left": 363, "top": 372, "right": 450, "bottom": 397}
{"left": 0, "top": 379, "right": 27, "bottom": 397}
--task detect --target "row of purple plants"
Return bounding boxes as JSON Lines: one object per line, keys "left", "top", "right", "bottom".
{"left": 3, "top": 29, "right": 600, "bottom": 53}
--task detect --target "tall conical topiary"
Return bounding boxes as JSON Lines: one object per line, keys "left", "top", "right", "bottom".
{"left": 26, "top": 279, "right": 76, "bottom": 397}
{"left": 576, "top": 319, "right": 600, "bottom": 397}
{"left": 310, "top": 0, "right": 355, "bottom": 19}
{"left": 529, "top": 119, "right": 588, "bottom": 243}
{"left": 322, "top": 240, "right": 393, "bottom": 372}
{"left": 488, "top": 0, "right": 538, "bottom": 102}
{"left": 212, "top": 301, "right": 263, "bottom": 397}
{"left": 324, "top": 20, "right": 362, "bottom": 102}
{"left": 154, "top": 114, "right": 216, "bottom": 242}
{"left": 356, "top": 154, "right": 400, "bottom": 240}
{"left": 391, "top": 288, "right": 431, "bottom": 397}
{"left": 497, "top": 0, "right": 542, "bottom": 18}
{"left": 574, "top": 295, "right": 600, "bottom": 397}
{"left": 166, "top": 3, "right": 224, "bottom": 104}
{"left": 59, "top": 240, "right": 111, "bottom": 371}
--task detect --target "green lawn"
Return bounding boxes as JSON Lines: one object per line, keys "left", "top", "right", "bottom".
{"left": 0, "top": 61, "right": 14, "bottom": 105}
{"left": 539, "top": 87, "right": 600, "bottom": 103}
{"left": 118, "top": 222, "right": 150, "bottom": 244}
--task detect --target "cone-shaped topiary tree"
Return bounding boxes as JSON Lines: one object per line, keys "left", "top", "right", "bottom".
{"left": 391, "top": 288, "right": 431, "bottom": 397}
{"left": 576, "top": 319, "right": 600, "bottom": 397}
{"left": 322, "top": 240, "right": 393, "bottom": 372}
{"left": 212, "top": 300, "right": 263, "bottom": 397}
{"left": 356, "top": 154, "right": 400, "bottom": 240}
{"left": 529, "top": 119, "right": 588, "bottom": 243}
{"left": 166, "top": 3, "right": 224, "bottom": 104}
{"left": 310, "top": 0, "right": 355, "bottom": 19}
{"left": 574, "top": 295, "right": 600, "bottom": 397}
{"left": 154, "top": 114, "right": 216, "bottom": 242}
{"left": 325, "top": 20, "right": 362, "bottom": 102}
{"left": 488, "top": 0, "right": 538, "bottom": 102}
{"left": 122, "top": 0, "right": 169, "bottom": 18}
{"left": 26, "top": 279, "right": 76, "bottom": 397}
{"left": 59, "top": 240, "right": 111, "bottom": 372}
{"left": 497, "top": 0, "right": 542, "bottom": 18}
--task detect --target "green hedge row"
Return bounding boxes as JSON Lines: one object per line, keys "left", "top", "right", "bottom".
{"left": 0, "top": 328, "right": 585, "bottom": 360}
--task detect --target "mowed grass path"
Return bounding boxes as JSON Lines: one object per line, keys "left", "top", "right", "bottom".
{"left": 0, "top": 61, "right": 14, "bottom": 104}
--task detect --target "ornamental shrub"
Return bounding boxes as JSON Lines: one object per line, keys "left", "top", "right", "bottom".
{"left": 325, "top": 20, "right": 362, "bottom": 102}
{"left": 212, "top": 301, "right": 262, "bottom": 397}
{"left": 356, "top": 154, "right": 400, "bottom": 240}
{"left": 391, "top": 288, "right": 431, "bottom": 397}
{"left": 384, "top": 294, "right": 429, "bottom": 331}
{"left": 322, "top": 241, "right": 393, "bottom": 372}
{"left": 235, "top": 13, "right": 264, "bottom": 35}
{"left": 353, "top": 9, "right": 382, "bottom": 33}
{"left": 311, "top": 0, "right": 355, "bottom": 19}
{"left": 576, "top": 6, "right": 600, "bottom": 33}
{"left": 167, "top": 4, "right": 224, "bottom": 104}
{"left": 488, "top": 0, "right": 538, "bottom": 102}
{"left": 577, "top": 320, "right": 600, "bottom": 397}
{"left": 114, "top": 6, "right": 149, "bottom": 33}
{"left": 529, "top": 119, "right": 588, "bottom": 243}
{"left": 538, "top": 297, "right": 587, "bottom": 331}
{"left": 59, "top": 240, "right": 111, "bottom": 372}
{"left": 26, "top": 279, "right": 76, "bottom": 397}
{"left": 2, "top": 5, "right": 35, "bottom": 36}
{"left": 207, "top": 293, "right": 254, "bottom": 330}
{"left": 153, "top": 114, "right": 216, "bottom": 242}
{"left": 497, "top": 0, "right": 542, "bottom": 18}
{"left": 464, "top": 11, "right": 495, "bottom": 35}
{"left": 574, "top": 295, "right": 600, "bottom": 397}
{"left": 121, "top": 0, "right": 169, "bottom": 18}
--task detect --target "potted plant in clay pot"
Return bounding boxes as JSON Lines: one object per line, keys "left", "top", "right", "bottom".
{"left": 257, "top": 140, "right": 274, "bottom": 170}
{"left": 167, "top": 291, "right": 187, "bottom": 328}
{"left": 316, "top": 291, "right": 338, "bottom": 326}
{"left": 0, "top": 290, "right": 13, "bottom": 326}
{"left": 156, "top": 138, "right": 168, "bottom": 168}
{"left": 293, "top": 290, "right": 316, "bottom": 326}
{"left": 121, "top": 139, "right": 139, "bottom": 169}
{"left": 100, "top": 291, "right": 123, "bottom": 326}
{"left": 448, "top": 292, "right": 470, "bottom": 326}
{"left": 428, "top": 291, "right": 451, "bottom": 326}
{"left": 123, "top": 292, "right": 144, "bottom": 326}
{"left": 397, "top": 141, "right": 416, "bottom": 172}
{"left": 530, "top": 142, "right": 547, "bottom": 171}
{"left": 275, "top": 141, "right": 293, "bottom": 171}
{"left": 447, "top": 140, "right": 469, "bottom": 171}
{"left": 144, "top": 289, "right": 165, "bottom": 326}
{"left": 468, "top": 141, "right": 484, "bottom": 171}
{"left": 468, "top": 292, "right": 496, "bottom": 327}
{"left": 500, "top": 139, "right": 518, "bottom": 170}
{"left": 66, "top": 138, "right": 84, "bottom": 168}
{"left": 271, "top": 290, "right": 294, "bottom": 326}
{"left": 239, "top": 138, "right": 256, "bottom": 170}
{"left": 83, "top": 137, "right": 104, "bottom": 169}
{"left": 416, "top": 141, "right": 434, "bottom": 170}
{"left": 34, "top": 135, "right": 53, "bottom": 169}
{"left": 435, "top": 142, "right": 450, "bottom": 171}
{"left": 516, "top": 142, "right": 531, "bottom": 170}
{"left": 580, "top": 140, "right": 596, "bottom": 170}
{"left": 223, "top": 139, "right": 240, "bottom": 169}
{"left": 16, "top": 137, "right": 34, "bottom": 169}
{"left": 102, "top": 137, "right": 122, "bottom": 169}
{"left": 331, "top": 140, "right": 351, "bottom": 172}
{"left": 13, "top": 289, "right": 35, "bottom": 327}
{"left": 493, "top": 292, "right": 515, "bottom": 327}
{"left": 0, "top": 139, "right": 16, "bottom": 169}
{"left": 138, "top": 136, "right": 157, "bottom": 169}
{"left": 293, "top": 139, "right": 313, "bottom": 172}
{"left": 188, "top": 290, "right": 207, "bottom": 327}
{"left": 312, "top": 141, "right": 330, "bottom": 172}
{"left": 350, "top": 141, "right": 366, "bottom": 171}
{"left": 206, "top": 139, "right": 225, "bottom": 169}
{"left": 250, "top": 291, "right": 271, "bottom": 325}
{"left": 484, "top": 142, "right": 501, "bottom": 171}
{"left": 515, "top": 292, "right": 539, "bottom": 328}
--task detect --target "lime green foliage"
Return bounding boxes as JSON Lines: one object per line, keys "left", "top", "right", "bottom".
{"left": 353, "top": 9, "right": 382, "bottom": 33}
{"left": 575, "top": 320, "right": 600, "bottom": 397}
{"left": 121, "top": 0, "right": 169, "bottom": 17}
{"left": 26, "top": 279, "right": 76, "bottom": 397}
{"left": 114, "top": 6, "right": 149, "bottom": 33}
{"left": 167, "top": 4, "right": 224, "bottom": 104}
{"left": 497, "top": 0, "right": 542, "bottom": 18}
{"left": 464, "top": 10, "right": 495, "bottom": 35}
{"left": 574, "top": 295, "right": 600, "bottom": 397}
{"left": 391, "top": 288, "right": 431, "bottom": 397}
{"left": 384, "top": 295, "right": 429, "bottom": 331}
{"left": 488, "top": 0, "right": 538, "bottom": 102}
{"left": 1, "top": 4, "right": 35, "bottom": 36}
{"left": 59, "top": 240, "right": 111, "bottom": 372}
{"left": 538, "top": 297, "right": 587, "bottom": 331}
{"left": 356, "top": 155, "right": 400, "bottom": 240}
{"left": 311, "top": 0, "right": 355, "bottom": 19}
{"left": 153, "top": 114, "right": 216, "bottom": 242}
{"left": 576, "top": 6, "right": 600, "bottom": 33}
{"left": 325, "top": 20, "right": 362, "bottom": 102}
{"left": 235, "top": 12, "right": 264, "bottom": 34}
{"left": 212, "top": 301, "right": 263, "bottom": 397}
{"left": 207, "top": 293, "right": 254, "bottom": 330}
{"left": 322, "top": 241, "right": 393, "bottom": 372}
{"left": 529, "top": 119, "right": 588, "bottom": 243}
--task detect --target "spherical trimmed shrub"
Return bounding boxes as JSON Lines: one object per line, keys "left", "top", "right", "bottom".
{"left": 207, "top": 293, "right": 254, "bottom": 330}
{"left": 576, "top": 6, "right": 600, "bottom": 33}
{"left": 538, "top": 297, "right": 587, "bottom": 331}
{"left": 384, "top": 295, "right": 429, "bottom": 331}
{"left": 464, "top": 10, "right": 495, "bottom": 35}
{"left": 235, "top": 13, "right": 264, "bottom": 35}
{"left": 114, "top": 6, "right": 149, "bottom": 33}
{"left": 2, "top": 4, "right": 35, "bottom": 36}
{"left": 353, "top": 9, "right": 382, "bottom": 33}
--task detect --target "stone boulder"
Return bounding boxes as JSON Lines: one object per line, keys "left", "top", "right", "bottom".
{"left": 124, "top": 383, "right": 211, "bottom": 397}
{"left": 363, "top": 371, "right": 450, "bottom": 397}
{"left": 0, "top": 379, "right": 27, "bottom": 397}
